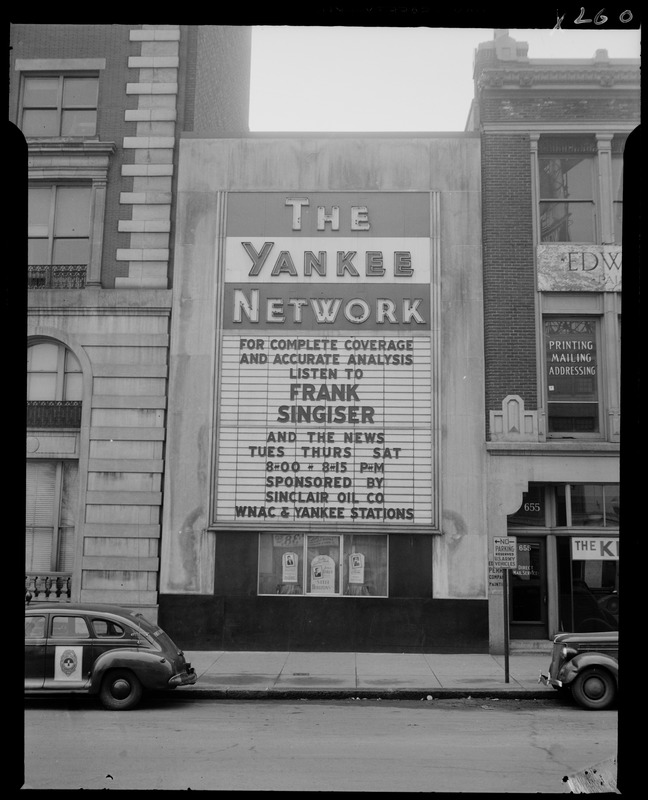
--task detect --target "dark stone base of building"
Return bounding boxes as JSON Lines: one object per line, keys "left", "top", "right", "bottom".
{"left": 158, "top": 594, "right": 489, "bottom": 653}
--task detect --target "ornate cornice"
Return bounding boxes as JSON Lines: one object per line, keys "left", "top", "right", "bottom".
{"left": 27, "top": 139, "right": 117, "bottom": 180}
{"left": 478, "top": 66, "right": 640, "bottom": 91}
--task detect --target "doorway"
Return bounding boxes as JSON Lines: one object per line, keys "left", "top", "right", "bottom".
{"left": 509, "top": 538, "right": 548, "bottom": 639}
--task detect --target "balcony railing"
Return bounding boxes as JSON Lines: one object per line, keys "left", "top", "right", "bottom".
{"left": 27, "top": 401, "right": 82, "bottom": 428}
{"left": 25, "top": 572, "right": 72, "bottom": 603}
{"left": 28, "top": 264, "right": 87, "bottom": 289}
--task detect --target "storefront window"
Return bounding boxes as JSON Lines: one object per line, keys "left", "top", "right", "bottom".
{"left": 507, "top": 484, "right": 619, "bottom": 636}
{"left": 571, "top": 485, "right": 605, "bottom": 526}
{"left": 555, "top": 484, "right": 619, "bottom": 527}
{"left": 557, "top": 536, "right": 618, "bottom": 632}
{"left": 258, "top": 533, "right": 388, "bottom": 597}
{"left": 343, "top": 534, "right": 388, "bottom": 596}
{"left": 306, "top": 535, "right": 341, "bottom": 595}
{"left": 603, "top": 485, "right": 620, "bottom": 527}
{"left": 258, "top": 533, "right": 305, "bottom": 595}
{"left": 555, "top": 485, "right": 568, "bottom": 526}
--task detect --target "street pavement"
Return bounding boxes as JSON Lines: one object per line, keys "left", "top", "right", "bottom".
{"left": 177, "top": 649, "right": 557, "bottom": 699}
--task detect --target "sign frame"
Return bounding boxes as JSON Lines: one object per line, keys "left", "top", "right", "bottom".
{"left": 210, "top": 190, "right": 442, "bottom": 534}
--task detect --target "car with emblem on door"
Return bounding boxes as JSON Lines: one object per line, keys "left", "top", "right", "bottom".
{"left": 539, "top": 630, "right": 618, "bottom": 710}
{"left": 25, "top": 602, "right": 196, "bottom": 710}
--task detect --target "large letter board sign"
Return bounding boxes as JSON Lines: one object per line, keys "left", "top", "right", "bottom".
{"left": 213, "top": 192, "right": 437, "bottom": 532}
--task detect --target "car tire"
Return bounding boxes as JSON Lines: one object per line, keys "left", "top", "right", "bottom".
{"left": 99, "top": 669, "right": 143, "bottom": 711}
{"left": 570, "top": 667, "right": 616, "bottom": 710}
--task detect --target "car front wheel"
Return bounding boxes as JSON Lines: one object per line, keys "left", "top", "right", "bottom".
{"left": 99, "top": 669, "right": 143, "bottom": 710}
{"left": 570, "top": 667, "right": 616, "bottom": 710}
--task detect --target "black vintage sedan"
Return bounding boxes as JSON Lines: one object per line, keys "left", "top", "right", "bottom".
{"left": 25, "top": 603, "right": 196, "bottom": 710}
{"left": 539, "top": 630, "right": 618, "bottom": 710}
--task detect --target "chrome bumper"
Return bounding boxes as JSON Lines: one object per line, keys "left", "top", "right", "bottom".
{"left": 169, "top": 667, "right": 197, "bottom": 687}
{"left": 539, "top": 671, "right": 562, "bottom": 688}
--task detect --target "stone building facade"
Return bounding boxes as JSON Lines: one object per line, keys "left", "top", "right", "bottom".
{"left": 18, "top": 24, "right": 251, "bottom": 619}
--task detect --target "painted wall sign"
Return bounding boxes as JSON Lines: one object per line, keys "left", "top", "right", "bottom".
{"left": 571, "top": 537, "right": 619, "bottom": 560}
{"left": 537, "top": 245, "right": 622, "bottom": 292}
{"left": 544, "top": 318, "right": 597, "bottom": 391}
{"left": 214, "top": 192, "right": 434, "bottom": 530}
{"left": 488, "top": 560, "right": 503, "bottom": 588}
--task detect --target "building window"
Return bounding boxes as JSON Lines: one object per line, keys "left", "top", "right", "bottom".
{"left": 20, "top": 74, "right": 98, "bottom": 137}
{"left": 538, "top": 139, "right": 597, "bottom": 243}
{"left": 26, "top": 460, "right": 78, "bottom": 574}
{"left": 27, "top": 341, "right": 82, "bottom": 401}
{"left": 27, "top": 341, "right": 82, "bottom": 428}
{"left": 29, "top": 184, "right": 91, "bottom": 267}
{"left": 258, "top": 533, "right": 388, "bottom": 597}
{"left": 544, "top": 317, "right": 599, "bottom": 434}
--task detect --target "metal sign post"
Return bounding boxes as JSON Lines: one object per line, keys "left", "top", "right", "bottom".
{"left": 503, "top": 567, "right": 510, "bottom": 683}
{"left": 494, "top": 537, "right": 517, "bottom": 684}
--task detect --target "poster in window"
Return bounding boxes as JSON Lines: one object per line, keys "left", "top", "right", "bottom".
{"left": 310, "top": 555, "right": 336, "bottom": 594}
{"left": 282, "top": 552, "right": 299, "bottom": 583}
{"left": 348, "top": 552, "right": 365, "bottom": 584}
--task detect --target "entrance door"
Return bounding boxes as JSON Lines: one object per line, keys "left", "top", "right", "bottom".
{"left": 509, "top": 538, "right": 548, "bottom": 639}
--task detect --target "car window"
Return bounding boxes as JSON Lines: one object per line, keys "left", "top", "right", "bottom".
{"left": 92, "top": 618, "right": 126, "bottom": 638}
{"left": 51, "top": 615, "right": 90, "bottom": 638}
{"left": 25, "top": 615, "right": 46, "bottom": 639}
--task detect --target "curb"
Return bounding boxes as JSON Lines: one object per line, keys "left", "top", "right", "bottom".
{"left": 169, "top": 687, "right": 559, "bottom": 701}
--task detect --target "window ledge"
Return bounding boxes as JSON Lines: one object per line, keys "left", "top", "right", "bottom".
{"left": 27, "top": 139, "right": 116, "bottom": 155}
{"left": 486, "top": 441, "right": 619, "bottom": 456}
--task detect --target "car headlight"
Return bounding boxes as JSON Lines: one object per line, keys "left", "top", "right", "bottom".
{"left": 561, "top": 646, "right": 577, "bottom": 659}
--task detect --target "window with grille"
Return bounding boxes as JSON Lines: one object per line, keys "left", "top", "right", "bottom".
{"left": 27, "top": 341, "right": 83, "bottom": 429}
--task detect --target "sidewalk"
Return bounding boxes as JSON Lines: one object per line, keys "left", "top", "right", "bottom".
{"left": 177, "top": 650, "right": 557, "bottom": 700}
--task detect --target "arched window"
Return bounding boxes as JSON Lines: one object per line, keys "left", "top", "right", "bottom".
{"left": 27, "top": 341, "right": 82, "bottom": 427}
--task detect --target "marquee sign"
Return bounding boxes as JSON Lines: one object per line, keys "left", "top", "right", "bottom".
{"left": 213, "top": 192, "right": 436, "bottom": 531}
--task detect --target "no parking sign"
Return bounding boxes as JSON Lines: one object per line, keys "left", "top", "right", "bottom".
{"left": 494, "top": 536, "right": 517, "bottom": 569}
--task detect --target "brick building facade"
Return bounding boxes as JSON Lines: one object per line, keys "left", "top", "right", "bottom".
{"left": 469, "top": 30, "right": 638, "bottom": 650}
